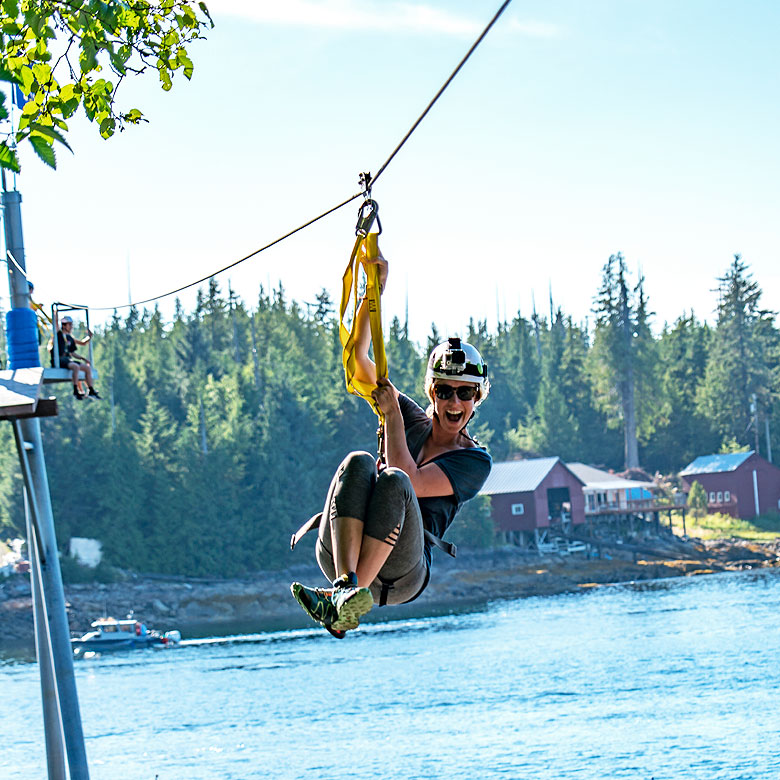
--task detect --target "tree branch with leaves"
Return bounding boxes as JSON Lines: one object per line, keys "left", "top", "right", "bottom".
{"left": 0, "top": 0, "right": 212, "bottom": 171}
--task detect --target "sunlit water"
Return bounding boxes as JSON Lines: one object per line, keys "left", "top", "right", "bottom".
{"left": 3, "top": 569, "right": 780, "bottom": 780}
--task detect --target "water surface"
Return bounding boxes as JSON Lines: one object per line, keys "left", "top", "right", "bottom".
{"left": 3, "top": 569, "right": 779, "bottom": 779}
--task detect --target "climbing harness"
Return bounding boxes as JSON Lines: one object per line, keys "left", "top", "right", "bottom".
{"left": 339, "top": 174, "right": 388, "bottom": 461}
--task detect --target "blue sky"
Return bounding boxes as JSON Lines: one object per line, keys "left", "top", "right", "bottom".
{"left": 4, "top": 0, "right": 779, "bottom": 343}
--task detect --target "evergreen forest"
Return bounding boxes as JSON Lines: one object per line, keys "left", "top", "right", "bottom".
{"left": 1, "top": 253, "right": 778, "bottom": 577}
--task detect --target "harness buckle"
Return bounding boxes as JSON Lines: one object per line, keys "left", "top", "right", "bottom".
{"left": 376, "top": 422, "right": 386, "bottom": 467}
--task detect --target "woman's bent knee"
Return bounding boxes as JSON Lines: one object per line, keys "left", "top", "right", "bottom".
{"left": 340, "top": 451, "right": 376, "bottom": 476}
{"left": 376, "top": 467, "right": 414, "bottom": 499}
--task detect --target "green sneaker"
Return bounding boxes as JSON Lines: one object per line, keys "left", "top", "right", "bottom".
{"left": 290, "top": 582, "right": 346, "bottom": 639}
{"left": 330, "top": 574, "right": 374, "bottom": 632}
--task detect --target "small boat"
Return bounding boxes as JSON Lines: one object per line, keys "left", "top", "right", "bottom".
{"left": 71, "top": 616, "right": 181, "bottom": 656}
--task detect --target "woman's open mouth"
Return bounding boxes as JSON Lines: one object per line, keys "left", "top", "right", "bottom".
{"left": 444, "top": 410, "right": 464, "bottom": 424}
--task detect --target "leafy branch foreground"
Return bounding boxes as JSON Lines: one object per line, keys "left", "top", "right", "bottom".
{"left": 0, "top": 0, "right": 212, "bottom": 170}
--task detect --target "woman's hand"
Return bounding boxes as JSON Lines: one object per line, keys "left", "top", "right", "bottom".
{"left": 371, "top": 377, "right": 400, "bottom": 417}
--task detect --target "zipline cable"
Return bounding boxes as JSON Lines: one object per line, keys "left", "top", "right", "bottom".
{"left": 85, "top": 191, "right": 364, "bottom": 311}
{"left": 65, "top": 0, "right": 515, "bottom": 313}
{"left": 370, "top": 0, "right": 513, "bottom": 190}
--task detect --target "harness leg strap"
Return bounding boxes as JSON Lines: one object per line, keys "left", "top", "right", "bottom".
{"left": 290, "top": 513, "right": 322, "bottom": 550}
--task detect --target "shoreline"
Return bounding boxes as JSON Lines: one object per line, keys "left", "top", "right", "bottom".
{"left": 2, "top": 536, "right": 778, "bottom": 648}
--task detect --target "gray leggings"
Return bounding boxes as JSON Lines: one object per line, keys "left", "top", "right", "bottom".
{"left": 316, "top": 451, "right": 429, "bottom": 605}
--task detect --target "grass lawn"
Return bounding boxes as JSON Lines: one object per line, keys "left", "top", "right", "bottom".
{"left": 671, "top": 510, "right": 780, "bottom": 541}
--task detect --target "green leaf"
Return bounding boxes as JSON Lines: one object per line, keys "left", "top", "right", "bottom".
{"left": 158, "top": 66, "right": 172, "bottom": 91}
{"left": 0, "top": 141, "right": 21, "bottom": 173}
{"left": 0, "top": 64, "right": 23, "bottom": 87}
{"left": 198, "top": 2, "right": 214, "bottom": 26}
{"left": 29, "top": 135, "right": 56, "bottom": 168}
{"left": 0, "top": 91, "right": 8, "bottom": 122}
{"left": 32, "top": 62, "right": 53, "bottom": 87}
{"left": 2, "top": 0, "right": 20, "bottom": 17}
{"left": 61, "top": 97, "right": 80, "bottom": 118}
{"left": 19, "top": 65, "right": 34, "bottom": 94}
{"left": 99, "top": 117, "right": 116, "bottom": 138}
{"left": 80, "top": 41, "right": 98, "bottom": 73}
{"left": 177, "top": 49, "right": 194, "bottom": 79}
{"left": 29, "top": 122, "right": 73, "bottom": 152}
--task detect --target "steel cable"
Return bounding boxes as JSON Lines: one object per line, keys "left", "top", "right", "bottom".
{"left": 73, "top": 0, "right": 515, "bottom": 313}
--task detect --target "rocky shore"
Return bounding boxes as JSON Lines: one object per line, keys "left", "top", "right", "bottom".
{"left": 2, "top": 535, "right": 779, "bottom": 646}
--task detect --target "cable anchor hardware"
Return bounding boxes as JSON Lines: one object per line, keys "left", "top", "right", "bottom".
{"left": 358, "top": 171, "right": 372, "bottom": 198}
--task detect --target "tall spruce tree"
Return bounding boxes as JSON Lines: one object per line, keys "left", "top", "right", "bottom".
{"left": 591, "top": 253, "right": 656, "bottom": 469}
{"left": 697, "top": 255, "right": 778, "bottom": 454}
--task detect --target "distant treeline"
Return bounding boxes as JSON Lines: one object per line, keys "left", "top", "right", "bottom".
{"left": 0, "top": 253, "right": 777, "bottom": 576}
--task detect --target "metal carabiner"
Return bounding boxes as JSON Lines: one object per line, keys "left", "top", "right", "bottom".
{"left": 355, "top": 198, "right": 382, "bottom": 237}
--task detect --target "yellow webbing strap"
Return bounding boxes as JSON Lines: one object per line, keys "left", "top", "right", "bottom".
{"left": 339, "top": 231, "right": 387, "bottom": 420}
{"left": 31, "top": 300, "right": 51, "bottom": 336}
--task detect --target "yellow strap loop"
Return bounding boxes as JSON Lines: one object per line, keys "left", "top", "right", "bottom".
{"left": 31, "top": 300, "right": 52, "bottom": 336}
{"left": 339, "top": 232, "right": 387, "bottom": 421}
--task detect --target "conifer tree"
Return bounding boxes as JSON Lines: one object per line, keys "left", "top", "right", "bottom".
{"left": 697, "top": 255, "right": 778, "bottom": 453}
{"left": 591, "top": 253, "right": 656, "bottom": 469}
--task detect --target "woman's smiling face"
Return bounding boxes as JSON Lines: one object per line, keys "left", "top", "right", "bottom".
{"left": 432, "top": 379, "right": 478, "bottom": 432}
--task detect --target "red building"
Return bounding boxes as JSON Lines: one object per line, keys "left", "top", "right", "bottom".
{"left": 479, "top": 457, "right": 586, "bottom": 535}
{"left": 679, "top": 451, "right": 780, "bottom": 519}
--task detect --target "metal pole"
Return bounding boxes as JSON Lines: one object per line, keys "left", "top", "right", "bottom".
{"left": 4, "top": 187, "right": 90, "bottom": 778}
{"left": 752, "top": 469, "right": 760, "bottom": 518}
{"left": 51, "top": 304, "right": 60, "bottom": 369}
{"left": 2, "top": 190, "right": 29, "bottom": 308}
{"left": 765, "top": 416, "right": 773, "bottom": 464}
{"left": 25, "top": 490, "right": 67, "bottom": 780}
{"left": 14, "top": 419, "right": 90, "bottom": 779}
{"left": 752, "top": 394, "right": 760, "bottom": 455}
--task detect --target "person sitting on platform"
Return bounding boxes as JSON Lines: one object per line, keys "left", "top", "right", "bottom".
{"left": 51, "top": 314, "right": 101, "bottom": 401}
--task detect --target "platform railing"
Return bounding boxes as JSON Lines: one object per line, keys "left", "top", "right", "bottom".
{"left": 45, "top": 303, "right": 96, "bottom": 384}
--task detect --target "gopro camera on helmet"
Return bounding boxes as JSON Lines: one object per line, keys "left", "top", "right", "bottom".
{"left": 440, "top": 337, "right": 467, "bottom": 374}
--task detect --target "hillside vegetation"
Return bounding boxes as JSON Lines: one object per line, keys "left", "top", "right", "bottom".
{"left": 0, "top": 254, "right": 777, "bottom": 576}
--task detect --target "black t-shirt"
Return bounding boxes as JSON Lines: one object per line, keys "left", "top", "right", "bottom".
{"left": 51, "top": 331, "right": 77, "bottom": 366}
{"left": 398, "top": 394, "right": 492, "bottom": 564}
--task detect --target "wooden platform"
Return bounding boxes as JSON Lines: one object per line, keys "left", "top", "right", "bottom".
{"left": 0, "top": 368, "right": 59, "bottom": 419}
{"left": 0, "top": 367, "right": 45, "bottom": 417}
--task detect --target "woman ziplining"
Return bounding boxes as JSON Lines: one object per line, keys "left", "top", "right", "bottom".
{"left": 290, "top": 227, "right": 493, "bottom": 638}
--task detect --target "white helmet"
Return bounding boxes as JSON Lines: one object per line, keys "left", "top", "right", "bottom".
{"left": 425, "top": 337, "right": 489, "bottom": 405}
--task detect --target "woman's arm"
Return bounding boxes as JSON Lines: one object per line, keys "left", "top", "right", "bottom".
{"left": 372, "top": 378, "right": 454, "bottom": 498}
{"left": 351, "top": 245, "right": 388, "bottom": 387}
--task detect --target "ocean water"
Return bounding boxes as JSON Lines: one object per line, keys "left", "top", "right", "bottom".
{"left": 2, "top": 569, "right": 780, "bottom": 780}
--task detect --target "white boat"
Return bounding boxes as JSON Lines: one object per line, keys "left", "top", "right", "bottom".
{"left": 71, "top": 616, "right": 180, "bottom": 656}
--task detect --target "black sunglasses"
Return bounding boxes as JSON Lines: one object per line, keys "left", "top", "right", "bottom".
{"left": 434, "top": 383, "right": 478, "bottom": 401}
